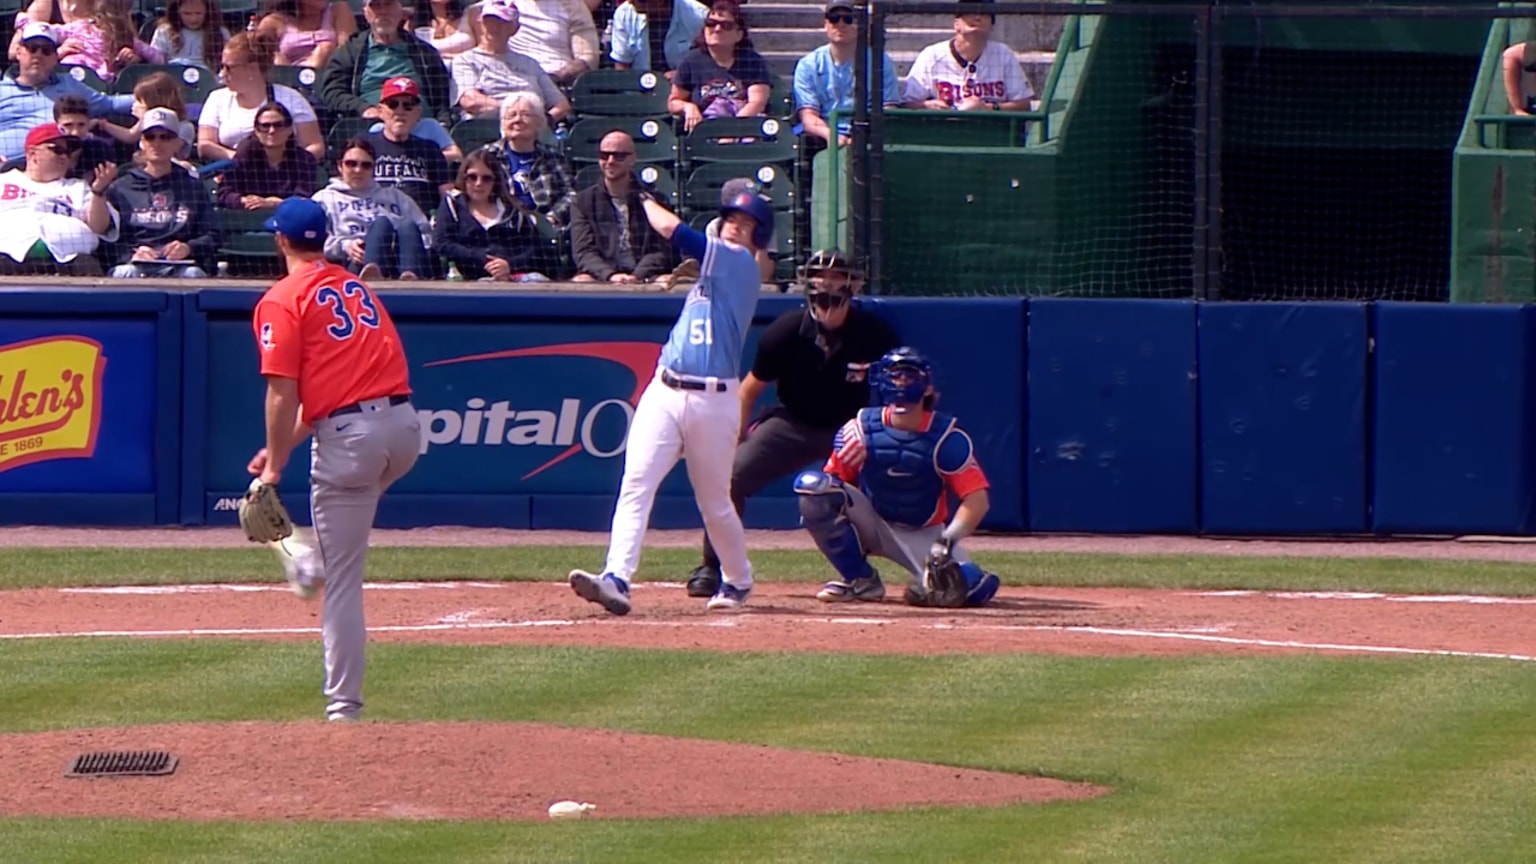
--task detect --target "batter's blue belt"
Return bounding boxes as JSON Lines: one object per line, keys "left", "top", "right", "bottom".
{"left": 661, "top": 370, "right": 728, "bottom": 393}
{"left": 327, "top": 393, "right": 411, "bottom": 419}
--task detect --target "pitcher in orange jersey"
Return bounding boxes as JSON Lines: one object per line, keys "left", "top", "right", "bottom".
{"left": 245, "top": 196, "right": 421, "bottom": 724}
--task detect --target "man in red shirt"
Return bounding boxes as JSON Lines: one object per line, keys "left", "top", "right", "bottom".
{"left": 247, "top": 196, "right": 421, "bottom": 723}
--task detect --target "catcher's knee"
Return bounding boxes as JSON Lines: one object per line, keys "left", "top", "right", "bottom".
{"left": 794, "top": 471, "right": 846, "bottom": 527}
{"left": 962, "top": 563, "right": 1000, "bottom": 606}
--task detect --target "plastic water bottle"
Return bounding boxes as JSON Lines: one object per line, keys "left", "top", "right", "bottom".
{"left": 216, "top": 260, "right": 230, "bottom": 278}
{"left": 445, "top": 262, "right": 464, "bottom": 282}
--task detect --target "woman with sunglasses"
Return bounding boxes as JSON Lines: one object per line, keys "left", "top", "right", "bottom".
{"left": 197, "top": 30, "right": 326, "bottom": 162}
{"left": 103, "top": 108, "right": 217, "bottom": 278}
{"left": 668, "top": 0, "right": 771, "bottom": 132}
{"left": 215, "top": 101, "right": 319, "bottom": 210}
{"left": 432, "top": 147, "right": 547, "bottom": 282}
{"left": 312, "top": 136, "right": 432, "bottom": 281}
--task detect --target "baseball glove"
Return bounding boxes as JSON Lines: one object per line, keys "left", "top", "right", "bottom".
{"left": 921, "top": 539, "right": 969, "bottom": 609}
{"left": 239, "top": 477, "right": 294, "bottom": 544}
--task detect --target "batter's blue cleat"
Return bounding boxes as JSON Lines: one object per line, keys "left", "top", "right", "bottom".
{"left": 706, "top": 581, "right": 752, "bottom": 612}
{"left": 569, "top": 569, "right": 632, "bottom": 616}
{"left": 816, "top": 572, "right": 885, "bottom": 603}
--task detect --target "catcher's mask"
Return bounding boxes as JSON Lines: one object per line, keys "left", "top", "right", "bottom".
{"left": 874, "top": 346, "right": 936, "bottom": 412}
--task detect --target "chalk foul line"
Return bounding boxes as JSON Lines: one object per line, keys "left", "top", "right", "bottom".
{"left": 2, "top": 617, "right": 1531, "bottom": 663}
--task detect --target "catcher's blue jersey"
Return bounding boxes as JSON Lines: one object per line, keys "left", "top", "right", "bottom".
{"left": 659, "top": 229, "right": 760, "bottom": 381}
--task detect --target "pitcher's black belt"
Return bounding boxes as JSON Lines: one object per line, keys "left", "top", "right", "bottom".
{"left": 661, "top": 370, "right": 728, "bottom": 392}
{"left": 328, "top": 393, "right": 410, "bottom": 419}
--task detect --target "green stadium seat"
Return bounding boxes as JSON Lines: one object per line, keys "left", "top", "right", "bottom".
{"left": 681, "top": 161, "right": 793, "bottom": 212}
{"left": 326, "top": 116, "right": 374, "bottom": 162}
{"left": 568, "top": 68, "right": 671, "bottom": 118}
{"left": 113, "top": 63, "right": 218, "bottom": 107}
{"left": 563, "top": 115, "right": 676, "bottom": 165}
{"left": 681, "top": 117, "right": 797, "bottom": 165}
{"left": 62, "top": 63, "right": 111, "bottom": 93}
{"left": 269, "top": 65, "right": 321, "bottom": 102}
{"left": 215, "top": 207, "right": 277, "bottom": 275}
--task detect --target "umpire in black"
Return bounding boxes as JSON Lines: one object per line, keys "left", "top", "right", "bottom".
{"left": 688, "top": 249, "right": 901, "bottom": 597}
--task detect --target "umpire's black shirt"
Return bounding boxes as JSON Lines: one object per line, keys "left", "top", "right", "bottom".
{"left": 750, "top": 303, "right": 901, "bottom": 431}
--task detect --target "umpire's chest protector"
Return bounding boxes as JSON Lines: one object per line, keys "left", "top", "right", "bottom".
{"left": 859, "top": 409, "right": 957, "bottom": 528}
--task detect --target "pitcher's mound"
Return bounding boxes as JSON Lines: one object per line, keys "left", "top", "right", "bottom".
{"left": 0, "top": 721, "right": 1108, "bottom": 821}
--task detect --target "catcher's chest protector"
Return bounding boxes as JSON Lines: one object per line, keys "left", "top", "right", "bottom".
{"left": 858, "top": 409, "right": 956, "bottom": 527}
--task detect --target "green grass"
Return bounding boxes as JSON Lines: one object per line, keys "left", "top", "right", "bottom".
{"left": 3, "top": 546, "right": 1536, "bottom": 862}
{"left": 4, "top": 546, "right": 1536, "bottom": 596}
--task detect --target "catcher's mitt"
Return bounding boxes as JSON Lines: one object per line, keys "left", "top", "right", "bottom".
{"left": 921, "top": 540, "right": 969, "bottom": 609}
{"left": 239, "top": 477, "right": 294, "bottom": 544}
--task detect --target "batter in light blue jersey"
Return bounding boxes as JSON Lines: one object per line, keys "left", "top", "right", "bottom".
{"left": 570, "top": 185, "right": 775, "bottom": 615}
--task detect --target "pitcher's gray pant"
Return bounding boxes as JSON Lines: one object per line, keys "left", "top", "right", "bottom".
{"left": 308, "top": 398, "right": 421, "bottom": 720}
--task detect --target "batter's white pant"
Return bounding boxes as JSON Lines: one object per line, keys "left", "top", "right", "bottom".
{"left": 308, "top": 398, "right": 421, "bottom": 720}
{"left": 605, "top": 369, "right": 753, "bottom": 588}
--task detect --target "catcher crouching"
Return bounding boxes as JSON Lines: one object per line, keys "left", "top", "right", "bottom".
{"left": 794, "top": 346, "right": 1000, "bottom": 608}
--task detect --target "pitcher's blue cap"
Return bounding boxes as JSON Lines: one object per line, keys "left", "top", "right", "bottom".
{"left": 264, "top": 197, "right": 328, "bottom": 243}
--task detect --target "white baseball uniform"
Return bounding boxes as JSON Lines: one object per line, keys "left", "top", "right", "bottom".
{"left": 901, "top": 39, "right": 1033, "bottom": 108}
{"left": 596, "top": 223, "right": 762, "bottom": 594}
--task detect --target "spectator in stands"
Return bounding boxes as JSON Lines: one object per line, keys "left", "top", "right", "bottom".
{"left": 97, "top": 72, "right": 197, "bottom": 161}
{"left": 313, "top": 136, "right": 433, "bottom": 280}
{"left": 0, "top": 122, "right": 117, "bottom": 275}
{"left": 0, "top": 22, "right": 134, "bottom": 162}
{"left": 608, "top": 0, "right": 707, "bottom": 78}
{"left": 793, "top": 0, "right": 899, "bottom": 149}
{"left": 51, "top": 0, "right": 165, "bottom": 82}
{"left": 902, "top": 2, "right": 1032, "bottom": 112}
{"left": 215, "top": 100, "right": 319, "bottom": 209}
{"left": 363, "top": 77, "right": 451, "bottom": 251}
{"left": 432, "top": 147, "right": 547, "bottom": 281}
{"left": 413, "top": 0, "right": 475, "bottom": 59}
{"left": 483, "top": 90, "right": 574, "bottom": 229}
{"left": 468, "top": 0, "right": 598, "bottom": 86}
{"left": 668, "top": 0, "right": 771, "bottom": 133}
{"left": 49, "top": 94, "right": 113, "bottom": 180}
{"left": 149, "top": 0, "right": 229, "bottom": 71}
{"left": 258, "top": 0, "right": 356, "bottom": 69}
{"left": 1502, "top": 42, "right": 1536, "bottom": 115}
{"left": 103, "top": 108, "right": 218, "bottom": 278}
{"left": 197, "top": 31, "right": 326, "bottom": 161}
{"left": 319, "top": 0, "right": 455, "bottom": 127}
{"left": 452, "top": 0, "right": 571, "bottom": 123}
{"left": 569, "top": 129, "right": 673, "bottom": 283}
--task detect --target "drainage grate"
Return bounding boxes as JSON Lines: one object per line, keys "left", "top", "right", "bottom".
{"left": 65, "top": 750, "right": 178, "bottom": 778}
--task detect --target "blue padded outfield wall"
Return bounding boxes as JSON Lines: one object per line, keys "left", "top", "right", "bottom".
{"left": 0, "top": 286, "right": 1533, "bottom": 536}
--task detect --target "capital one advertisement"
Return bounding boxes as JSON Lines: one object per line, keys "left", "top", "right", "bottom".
{"left": 202, "top": 318, "right": 781, "bottom": 519}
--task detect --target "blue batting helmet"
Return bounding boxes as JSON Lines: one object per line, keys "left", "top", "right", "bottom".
{"left": 873, "top": 346, "right": 935, "bottom": 408}
{"left": 720, "top": 190, "right": 775, "bottom": 251}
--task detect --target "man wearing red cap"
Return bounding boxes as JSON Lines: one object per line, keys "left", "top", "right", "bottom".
{"left": 362, "top": 76, "right": 453, "bottom": 222}
{"left": 0, "top": 122, "right": 118, "bottom": 274}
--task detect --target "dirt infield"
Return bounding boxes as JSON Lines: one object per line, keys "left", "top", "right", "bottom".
{"left": 2, "top": 527, "right": 1533, "bottom": 823}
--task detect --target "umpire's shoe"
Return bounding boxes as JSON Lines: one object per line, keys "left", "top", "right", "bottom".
{"left": 686, "top": 565, "right": 722, "bottom": 598}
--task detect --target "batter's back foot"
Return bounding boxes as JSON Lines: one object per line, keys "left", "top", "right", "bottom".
{"left": 570, "top": 569, "right": 632, "bottom": 616}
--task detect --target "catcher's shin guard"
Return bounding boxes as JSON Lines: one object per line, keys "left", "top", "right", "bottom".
{"left": 961, "top": 562, "right": 1000, "bottom": 606}
{"left": 794, "top": 471, "right": 876, "bottom": 583}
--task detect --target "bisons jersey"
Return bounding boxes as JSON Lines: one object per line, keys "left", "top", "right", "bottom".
{"left": 901, "top": 39, "right": 1033, "bottom": 108}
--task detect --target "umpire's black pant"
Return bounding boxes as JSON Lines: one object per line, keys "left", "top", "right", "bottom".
{"left": 700, "top": 409, "right": 838, "bottom": 571}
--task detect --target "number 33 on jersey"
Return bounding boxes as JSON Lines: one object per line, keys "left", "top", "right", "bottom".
{"left": 253, "top": 260, "right": 413, "bottom": 423}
